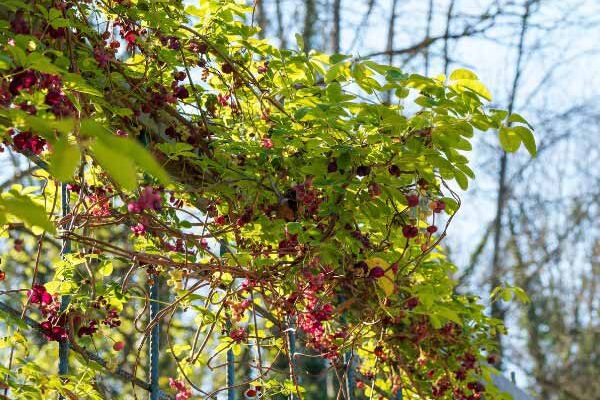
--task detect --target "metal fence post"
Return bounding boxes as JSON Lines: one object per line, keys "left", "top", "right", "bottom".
{"left": 344, "top": 351, "right": 355, "bottom": 400}
{"left": 287, "top": 318, "right": 297, "bottom": 400}
{"left": 221, "top": 241, "right": 235, "bottom": 400}
{"left": 58, "top": 182, "right": 71, "bottom": 398}
{"left": 149, "top": 277, "right": 160, "bottom": 400}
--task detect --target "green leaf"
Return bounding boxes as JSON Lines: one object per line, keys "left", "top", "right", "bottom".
{"left": 325, "top": 61, "right": 349, "bottom": 83}
{"left": 513, "top": 287, "right": 530, "bottom": 303}
{"left": 512, "top": 126, "right": 536, "bottom": 157}
{"left": 105, "top": 136, "right": 171, "bottom": 186}
{"left": 171, "top": 343, "right": 191, "bottom": 357}
{"left": 437, "top": 306, "right": 462, "bottom": 325}
{"left": 286, "top": 222, "right": 303, "bottom": 235}
{"left": 499, "top": 127, "right": 521, "bottom": 152}
{"left": 81, "top": 120, "right": 170, "bottom": 187}
{"left": 23, "top": 115, "right": 75, "bottom": 139}
{"left": 452, "top": 79, "right": 492, "bottom": 101}
{"left": 91, "top": 139, "right": 138, "bottom": 191}
{"left": 62, "top": 73, "right": 103, "bottom": 97}
{"left": 294, "top": 33, "right": 304, "bottom": 51}
{"left": 27, "top": 53, "right": 64, "bottom": 74}
{"left": 507, "top": 113, "right": 534, "bottom": 130}
{"left": 48, "top": 137, "right": 80, "bottom": 181}
{"left": 454, "top": 169, "right": 469, "bottom": 190}
{"left": 98, "top": 261, "right": 113, "bottom": 277}
{"left": 449, "top": 68, "right": 478, "bottom": 81}
{"left": 0, "top": 194, "right": 55, "bottom": 233}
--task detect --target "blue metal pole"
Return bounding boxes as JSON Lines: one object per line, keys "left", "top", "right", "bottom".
{"left": 287, "top": 319, "right": 297, "bottom": 400}
{"left": 221, "top": 241, "right": 235, "bottom": 400}
{"left": 138, "top": 130, "right": 160, "bottom": 400}
{"left": 344, "top": 351, "right": 355, "bottom": 400}
{"left": 226, "top": 326, "right": 235, "bottom": 400}
{"left": 149, "top": 280, "right": 160, "bottom": 400}
{"left": 338, "top": 296, "right": 355, "bottom": 400}
{"left": 59, "top": 183, "right": 71, "bottom": 386}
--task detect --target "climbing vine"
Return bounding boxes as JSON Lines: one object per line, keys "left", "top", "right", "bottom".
{"left": 0, "top": 0, "right": 534, "bottom": 399}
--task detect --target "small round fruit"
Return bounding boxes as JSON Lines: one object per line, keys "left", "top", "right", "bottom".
{"left": 426, "top": 225, "right": 438, "bottom": 234}
{"left": 221, "top": 63, "right": 234, "bottom": 74}
{"left": 113, "top": 341, "right": 124, "bottom": 351}
{"left": 388, "top": 164, "right": 401, "bottom": 177}
{"left": 356, "top": 165, "right": 371, "bottom": 177}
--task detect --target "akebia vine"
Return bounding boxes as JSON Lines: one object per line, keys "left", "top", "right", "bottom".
{"left": 0, "top": 0, "right": 535, "bottom": 399}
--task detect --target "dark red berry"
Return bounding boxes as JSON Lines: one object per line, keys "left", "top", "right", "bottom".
{"left": 388, "top": 164, "right": 401, "bottom": 176}
{"left": 368, "top": 182, "right": 382, "bottom": 198}
{"left": 327, "top": 159, "right": 338, "bottom": 173}
{"left": 369, "top": 266, "right": 385, "bottom": 279}
{"left": 221, "top": 63, "right": 234, "bottom": 74}
{"left": 430, "top": 200, "right": 446, "bottom": 213}
{"left": 405, "top": 194, "right": 419, "bottom": 207}
{"left": 199, "top": 42, "right": 208, "bottom": 53}
{"left": 405, "top": 296, "right": 419, "bottom": 309}
{"left": 113, "top": 341, "right": 125, "bottom": 351}
{"left": 356, "top": 165, "right": 371, "bottom": 177}
{"left": 9, "top": 70, "right": 38, "bottom": 95}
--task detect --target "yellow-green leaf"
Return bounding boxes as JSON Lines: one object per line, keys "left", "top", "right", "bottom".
{"left": 499, "top": 127, "right": 521, "bottom": 152}
{"left": 81, "top": 120, "right": 170, "bottom": 186}
{"left": 0, "top": 194, "right": 55, "bottom": 233}
{"left": 452, "top": 79, "right": 492, "bottom": 101}
{"left": 449, "top": 68, "right": 478, "bottom": 81}
{"left": 49, "top": 136, "right": 80, "bottom": 181}
{"left": 512, "top": 126, "right": 536, "bottom": 157}
{"left": 91, "top": 139, "right": 138, "bottom": 191}
{"left": 507, "top": 112, "right": 534, "bottom": 130}
{"left": 98, "top": 260, "right": 113, "bottom": 277}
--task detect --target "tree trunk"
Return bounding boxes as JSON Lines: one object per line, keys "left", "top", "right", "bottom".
{"left": 424, "top": 0, "right": 434, "bottom": 75}
{"left": 442, "top": 0, "right": 456, "bottom": 75}
{"left": 275, "top": 0, "right": 287, "bottom": 48}
{"left": 303, "top": 0, "right": 317, "bottom": 52}
{"left": 255, "top": 0, "right": 268, "bottom": 39}
{"left": 490, "top": 0, "right": 534, "bottom": 368}
{"left": 384, "top": 0, "right": 399, "bottom": 103}
{"left": 331, "top": 0, "right": 342, "bottom": 53}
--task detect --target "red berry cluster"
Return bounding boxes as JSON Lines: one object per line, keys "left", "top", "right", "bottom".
{"left": 77, "top": 296, "right": 122, "bottom": 335}
{"left": 1, "top": 69, "right": 83, "bottom": 156}
{"left": 10, "top": 10, "right": 30, "bottom": 35}
{"left": 8, "top": 129, "right": 46, "bottom": 155}
{"left": 171, "top": 70, "right": 189, "bottom": 100}
{"left": 350, "top": 229, "right": 371, "bottom": 249}
{"left": 278, "top": 231, "right": 299, "bottom": 257}
{"left": 28, "top": 284, "right": 67, "bottom": 341}
{"left": 235, "top": 207, "right": 254, "bottom": 227}
{"left": 229, "top": 327, "right": 248, "bottom": 343}
{"left": 168, "top": 378, "right": 192, "bottom": 400}
{"left": 294, "top": 268, "right": 344, "bottom": 358}
{"left": 87, "top": 186, "right": 113, "bottom": 217}
{"left": 292, "top": 178, "right": 322, "bottom": 216}
{"left": 244, "top": 385, "right": 263, "bottom": 398}
{"left": 131, "top": 222, "right": 146, "bottom": 236}
{"left": 165, "top": 238, "right": 187, "bottom": 253}
{"left": 127, "top": 186, "right": 163, "bottom": 213}
{"left": 229, "top": 298, "right": 252, "bottom": 321}
{"left": 261, "top": 137, "right": 273, "bottom": 149}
